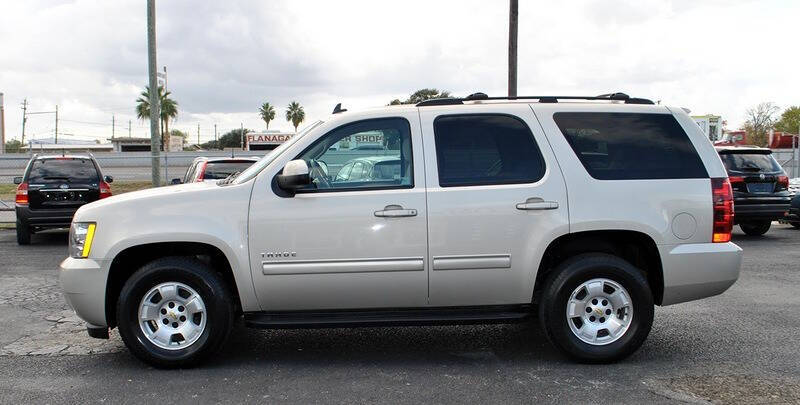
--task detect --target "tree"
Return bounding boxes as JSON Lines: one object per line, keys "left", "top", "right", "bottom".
{"left": 205, "top": 128, "right": 250, "bottom": 149}
{"left": 259, "top": 102, "right": 276, "bottom": 130}
{"left": 285, "top": 101, "right": 305, "bottom": 132}
{"left": 389, "top": 88, "right": 452, "bottom": 105}
{"left": 743, "top": 102, "right": 779, "bottom": 147}
{"left": 775, "top": 106, "right": 800, "bottom": 134}
{"left": 135, "top": 85, "right": 178, "bottom": 148}
{"left": 4, "top": 139, "right": 23, "bottom": 153}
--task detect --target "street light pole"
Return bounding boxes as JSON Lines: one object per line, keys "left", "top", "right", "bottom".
{"left": 508, "top": 0, "right": 518, "bottom": 98}
{"left": 147, "top": 0, "right": 161, "bottom": 186}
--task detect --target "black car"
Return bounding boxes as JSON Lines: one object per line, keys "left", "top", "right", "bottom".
{"left": 787, "top": 193, "right": 800, "bottom": 229}
{"left": 716, "top": 146, "right": 792, "bottom": 236}
{"left": 14, "top": 154, "right": 113, "bottom": 245}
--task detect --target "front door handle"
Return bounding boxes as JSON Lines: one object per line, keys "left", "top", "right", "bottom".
{"left": 374, "top": 204, "right": 418, "bottom": 218}
{"left": 516, "top": 197, "right": 559, "bottom": 211}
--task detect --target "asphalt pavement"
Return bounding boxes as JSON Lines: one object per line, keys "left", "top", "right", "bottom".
{"left": 0, "top": 226, "right": 799, "bottom": 404}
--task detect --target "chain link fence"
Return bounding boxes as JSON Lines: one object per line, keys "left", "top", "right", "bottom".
{"left": 0, "top": 150, "right": 268, "bottom": 185}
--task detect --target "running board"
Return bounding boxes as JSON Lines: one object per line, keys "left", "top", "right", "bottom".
{"left": 243, "top": 305, "right": 533, "bottom": 329}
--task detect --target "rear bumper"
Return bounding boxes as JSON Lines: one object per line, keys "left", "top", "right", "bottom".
{"left": 59, "top": 256, "right": 109, "bottom": 328}
{"left": 15, "top": 205, "right": 78, "bottom": 228}
{"left": 660, "top": 242, "right": 742, "bottom": 306}
{"left": 733, "top": 201, "right": 790, "bottom": 222}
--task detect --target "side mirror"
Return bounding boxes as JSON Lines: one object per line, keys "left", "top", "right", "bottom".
{"left": 13, "top": 176, "right": 23, "bottom": 185}
{"left": 277, "top": 159, "right": 311, "bottom": 190}
{"left": 103, "top": 175, "right": 114, "bottom": 183}
{"left": 171, "top": 178, "right": 183, "bottom": 185}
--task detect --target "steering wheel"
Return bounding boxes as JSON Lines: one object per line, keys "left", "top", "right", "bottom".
{"left": 308, "top": 159, "right": 332, "bottom": 189}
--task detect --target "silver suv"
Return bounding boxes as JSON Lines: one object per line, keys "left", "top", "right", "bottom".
{"left": 59, "top": 93, "right": 742, "bottom": 367}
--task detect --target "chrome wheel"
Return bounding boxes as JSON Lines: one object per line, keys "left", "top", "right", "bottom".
{"left": 138, "top": 282, "right": 207, "bottom": 350}
{"left": 566, "top": 278, "right": 633, "bottom": 345}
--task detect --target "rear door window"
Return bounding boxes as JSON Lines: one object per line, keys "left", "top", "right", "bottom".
{"left": 433, "top": 114, "right": 545, "bottom": 187}
{"left": 552, "top": 112, "right": 708, "bottom": 180}
{"left": 27, "top": 158, "right": 99, "bottom": 183}
{"left": 719, "top": 153, "right": 782, "bottom": 173}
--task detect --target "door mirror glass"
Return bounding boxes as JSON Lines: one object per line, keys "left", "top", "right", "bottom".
{"left": 103, "top": 175, "right": 114, "bottom": 183}
{"left": 171, "top": 178, "right": 182, "bottom": 185}
{"left": 13, "top": 176, "right": 23, "bottom": 185}
{"left": 277, "top": 159, "right": 311, "bottom": 190}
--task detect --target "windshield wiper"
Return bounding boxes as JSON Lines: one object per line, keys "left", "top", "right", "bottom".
{"left": 218, "top": 171, "right": 241, "bottom": 185}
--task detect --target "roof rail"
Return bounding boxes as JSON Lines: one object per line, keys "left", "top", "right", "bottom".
{"left": 416, "top": 92, "right": 654, "bottom": 106}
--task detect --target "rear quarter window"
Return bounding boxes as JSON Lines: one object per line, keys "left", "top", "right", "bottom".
{"left": 553, "top": 112, "right": 708, "bottom": 180}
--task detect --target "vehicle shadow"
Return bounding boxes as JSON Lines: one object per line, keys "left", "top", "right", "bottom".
{"left": 29, "top": 229, "right": 69, "bottom": 245}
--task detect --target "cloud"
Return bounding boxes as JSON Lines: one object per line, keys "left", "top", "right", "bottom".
{"left": 0, "top": 0, "right": 798, "bottom": 143}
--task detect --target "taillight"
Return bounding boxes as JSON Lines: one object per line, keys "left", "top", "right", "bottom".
{"left": 195, "top": 162, "right": 208, "bottom": 181}
{"left": 711, "top": 177, "right": 734, "bottom": 243}
{"left": 15, "top": 183, "right": 29, "bottom": 205}
{"left": 777, "top": 175, "right": 789, "bottom": 190}
{"left": 99, "top": 181, "right": 112, "bottom": 199}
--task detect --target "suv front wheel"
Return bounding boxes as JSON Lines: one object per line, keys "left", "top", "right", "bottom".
{"left": 538, "top": 253, "right": 654, "bottom": 363}
{"left": 116, "top": 257, "right": 234, "bottom": 368}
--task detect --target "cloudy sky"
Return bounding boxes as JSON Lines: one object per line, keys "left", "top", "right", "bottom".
{"left": 1, "top": 0, "right": 797, "bottom": 144}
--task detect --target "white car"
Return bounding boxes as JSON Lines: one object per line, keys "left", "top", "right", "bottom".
{"left": 174, "top": 157, "right": 259, "bottom": 184}
{"left": 60, "top": 92, "right": 742, "bottom": 367}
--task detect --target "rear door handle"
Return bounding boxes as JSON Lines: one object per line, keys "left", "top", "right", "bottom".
{"left": 516, "top": 197, "right": 559, "bottom": 211}
{"left": 375, "top": 204, "right": 418, "bottom": 218}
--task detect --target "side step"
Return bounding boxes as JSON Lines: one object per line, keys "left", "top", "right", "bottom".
{"left": 243, "top": 305, "right": 533, "bottom": 329}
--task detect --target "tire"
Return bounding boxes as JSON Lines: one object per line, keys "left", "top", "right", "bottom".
{"left": 116, "top": 257, "right": 234, "bottom": 368}
{"left": 740, "top": 220, "right": 771, "bottom": 236}
{"left": 538, "top": 253, "right": 654, "bottom": 363}
{"left": 16, "top": 221, "right": 31, "bottom": 245}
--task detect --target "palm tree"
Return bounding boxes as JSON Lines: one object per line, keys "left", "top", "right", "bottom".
{"left": 259, "top": 102, "right": 276, "bottom": 130}
{"left": 285, "top": 101, "right": 305, "bottom": 133}
{"left": 135, "top": 85, "right": 178, "bottom": 149}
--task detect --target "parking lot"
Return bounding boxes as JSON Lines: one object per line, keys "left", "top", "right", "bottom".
{"left": 0, "top": 226, "right": 796, "bottom": 403}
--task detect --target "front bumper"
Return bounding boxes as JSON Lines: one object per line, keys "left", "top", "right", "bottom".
{"left": 660, "top": 242, "right": 742, "bottom": 306}
{"left": 59, "top": 256, "right": 109, "bottom": 328}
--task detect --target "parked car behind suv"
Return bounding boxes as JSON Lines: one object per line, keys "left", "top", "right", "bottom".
{"left": 60, "top": 93, "right": 742, "bottom": 367}
{"left": 173, "top": 157, "right": 259, "bottom": 184}
{"left": 14, "top": 154, "right": 112, "bottom": 245}
{"left": 715, "top": 146, "right": 791, "bottom": 235}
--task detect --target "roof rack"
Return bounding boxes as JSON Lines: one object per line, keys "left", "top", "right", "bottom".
{"left": 416, "top": 92, "right": 654, "bottom": 106}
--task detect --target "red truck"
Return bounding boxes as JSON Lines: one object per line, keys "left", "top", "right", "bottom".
{"left": 714, "top": 130, "right": 797, "bottom": 148}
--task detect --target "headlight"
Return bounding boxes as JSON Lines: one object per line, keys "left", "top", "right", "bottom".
{"left": 69, "top": 222, "right": 96, "bottom": 258}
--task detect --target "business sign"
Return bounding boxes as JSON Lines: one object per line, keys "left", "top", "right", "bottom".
{"left": 247, "top": 133, "right": 294, "bottom": 145}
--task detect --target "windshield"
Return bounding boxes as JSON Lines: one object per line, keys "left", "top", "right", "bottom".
{"left": 232, "top": 120, "right": 324, "bottom": 184}
{"left": 720, "top": 153, "right": 783, "bottom": 173}
{"left": 27, "top": 158, "right": 99, "bottom": 183}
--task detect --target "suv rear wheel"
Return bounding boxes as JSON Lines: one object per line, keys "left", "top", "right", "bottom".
{"left": 116, "top": 257, "right": 234, "bottom": 368}
{"left": 538, "top": 253, "right": 654, "bottom": 363}
{"left": 16, "top": 221, "right": 31, "bottom": 245}
{"left": 740, "top": 220, "right": 771, "bottom": 236}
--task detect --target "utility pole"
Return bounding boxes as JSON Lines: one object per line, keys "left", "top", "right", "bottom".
{"left": 197, "top": 123, "right": 200, "bottom": 145}
{"left": 147, "top": 0, "right": 161, "bottom": 186}
{"left": 240, "top": 123, "right": 244, "bottom": 150}
{"left": 54, "top": 105, "right": 58, "bottom": 144}
{"left": 0, "top": 93, "right": 5, "bottom": 154}
{"left": 112, "top": 114, "right": 115, "bottom": 139}
{"left": 214, "top": 123, "right": 217, "bottom": 149}
{"left": 20, "top": 99, "right": 27, "bottom": 145}
{"left": 508, "top": 0, "right": 518, "bottom": 98}
{"left": 128, "top": 120, "right": 131, "bottom": 137}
